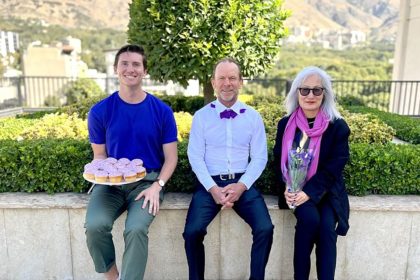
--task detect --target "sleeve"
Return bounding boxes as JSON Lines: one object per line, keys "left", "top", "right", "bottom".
{"left": 273, "top": 117, "right": 288, "bottom": 183}
{"left": 273, "top": 117, "right": 288, "bottom": 208}
{"left": 239, "top": 112, "right": 268, "bottom": 189}
{"left": 304, "top": 119, "right": 351, "bottom": 204}
{"left": 88, "top": 107, "right": 106, "bottom": 144}
{"left": 162, "top": 106, "right": 178, "bottom": 144}
{"left": 187, "top": 112, "right": 216, "bottom": 190}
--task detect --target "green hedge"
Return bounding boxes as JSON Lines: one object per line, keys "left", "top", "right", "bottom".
{"left": 345, "top": 106, "right": 420, "bottom": 144}
{"left": 1, "top": 140, "right": 418, "bottom": 196}
{"left": 345, "top": 143, "right": 420, "bottom": 195}
{"left": 3, "top": 95, "right": 417, "bottom": 195}
{"left": 0, "top": 139, "right": 92, "bottom": 193}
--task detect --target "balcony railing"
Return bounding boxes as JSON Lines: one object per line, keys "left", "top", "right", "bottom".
{"left": 0, "top": 76, "right": 419, "bottom": 116}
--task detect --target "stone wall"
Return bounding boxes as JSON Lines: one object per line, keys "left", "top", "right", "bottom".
{"left": 0, "top": 193, "right": 419, "bottom": 280}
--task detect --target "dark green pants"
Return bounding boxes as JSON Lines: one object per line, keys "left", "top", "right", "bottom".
{"left": 85, "top": 172, "right": 162, "bottom": 280}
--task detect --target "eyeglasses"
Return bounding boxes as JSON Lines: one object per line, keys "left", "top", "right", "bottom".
{"left": 298, "top": 87, "right": 324, "bottom": 96}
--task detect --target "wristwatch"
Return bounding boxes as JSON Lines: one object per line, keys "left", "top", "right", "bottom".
{"left": 155, "top": 178, "right": 165, "bottom": 188}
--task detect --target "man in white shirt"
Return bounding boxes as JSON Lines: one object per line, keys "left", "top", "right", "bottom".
{"left": 183, "top": 58, "right": 274, "bottom": 280}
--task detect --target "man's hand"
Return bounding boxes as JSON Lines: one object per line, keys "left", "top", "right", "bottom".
{"left": 209, "top": 185, "right": 234, "bottom": 209}
{"left": 209, "top": 185, "right": 226, "bottom": 205}
{"left": 220, "top": 182, "right": 247, "bottom": 209}
{"left": 135, "top": 182, "right": 162, "bottom": 216}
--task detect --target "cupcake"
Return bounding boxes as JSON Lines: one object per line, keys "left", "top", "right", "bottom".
{"left": 105, "top": 157, "right": 118, "bottom": 164}
{"left": 84, "top": 163, "right": 95, "bottom": 171}
{"left": 133, "top": 166, "right": 146, "bottom": 178}
{"left": 103, "top": 163, "right": 117, "bottom": 173}
{"left": 123, "top": 170, "right": 137, "bottom": 182}
{"left": 115, "top": 162, "right": 127, "bottom": 170}
{"left": 94, "top": 170, "right": 108, "bottom": 183}
{"left": 83, "top": 169, "right": 96, "bottom": 180}
{"left": 118, "top": 158, "right": 130, "bottom": 165}
{"left": 108, "top": 171, "right": 123, "bottom": 183}
{"left": 131, "top": 158, "right": 143, "bottom": 166}
{"left": 91, "top": 158, "right": 105, "bottom": 166}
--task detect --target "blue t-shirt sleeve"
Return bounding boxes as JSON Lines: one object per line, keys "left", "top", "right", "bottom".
{"left": 162, "top": 107, "right": 178, "bottom": 144}
{"left": 88, "top": 108, "right": 106, "bottom": 144}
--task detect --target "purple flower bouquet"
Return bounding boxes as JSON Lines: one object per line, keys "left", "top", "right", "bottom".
{"left": 286, "top": 147, "right": 312, "bottom": 209}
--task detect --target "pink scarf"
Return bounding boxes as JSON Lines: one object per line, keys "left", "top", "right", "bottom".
{"left": 281, "top": 107, "right": 330, "bottom": 184}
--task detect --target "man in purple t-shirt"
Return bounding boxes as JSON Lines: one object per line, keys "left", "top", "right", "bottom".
{"left": 85, "top": 44, "right": 178, "bottom": 280}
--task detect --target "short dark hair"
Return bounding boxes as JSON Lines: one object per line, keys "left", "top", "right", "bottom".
{"left": 212, "top": 57, "right": 242, "bottom": 80}
{"left": 113, "top": 44, "right": 147, "bottom": 70}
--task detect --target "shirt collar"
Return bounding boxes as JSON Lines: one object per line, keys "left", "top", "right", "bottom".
{"left": 212, "top": 99, "right": 243, "bottom": 115}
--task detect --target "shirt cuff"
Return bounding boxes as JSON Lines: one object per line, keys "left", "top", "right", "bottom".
{"left": 238, "top": 177, "right": 253, "bottom": 190}
{"left": 202, "top": 177, "right": 217, "bottom": 191}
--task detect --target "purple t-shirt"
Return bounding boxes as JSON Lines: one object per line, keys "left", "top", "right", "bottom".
{"left": 88, "top": 92, "right": 178, "bottom": 170}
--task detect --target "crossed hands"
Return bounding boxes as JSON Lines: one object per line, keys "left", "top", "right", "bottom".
{"left": 209, "top": 183, "right": 247, "bottom": 210}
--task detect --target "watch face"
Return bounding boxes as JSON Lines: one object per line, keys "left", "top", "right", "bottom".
{"left": 158, "top": 179, "right": 165, "bottom": 187}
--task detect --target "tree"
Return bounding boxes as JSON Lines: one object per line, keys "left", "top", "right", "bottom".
{"left": 128, "top": 0, "right": 290, "bottom": 103}
{"left": 64, "top": 78, "right": 104, "bottom": 105}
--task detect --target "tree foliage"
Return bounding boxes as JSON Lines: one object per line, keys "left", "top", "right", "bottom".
{"left": 64, "top": 78, "right": 104, "bottom": 105}
{"left": 265, "top": 44, "right": 394, "bottom": 80}
{"left": 128, "top": 0, "right": 290, "bottom": 102}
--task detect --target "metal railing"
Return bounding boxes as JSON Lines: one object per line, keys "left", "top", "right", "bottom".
{"left": 1, "top": 76, "right": 419, "bottom": 116}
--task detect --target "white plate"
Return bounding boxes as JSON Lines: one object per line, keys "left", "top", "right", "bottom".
{"left": 83, "top": 174, "right": 146, "bottom": 186}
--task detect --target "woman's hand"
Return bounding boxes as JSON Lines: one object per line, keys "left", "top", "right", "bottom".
{"left": 284, "top": 189, "right": 310, "bottom": 208}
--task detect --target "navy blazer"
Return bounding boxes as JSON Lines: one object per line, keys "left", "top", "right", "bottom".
{"left": 273, "top": 116, "right": 351, "bottom": 236}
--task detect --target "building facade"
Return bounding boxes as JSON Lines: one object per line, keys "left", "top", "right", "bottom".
{"left": 0, "top": 30, "right": 19, "bottom": 58}
{"left": 391, "top": 0, "right": 420, "bottom": 115}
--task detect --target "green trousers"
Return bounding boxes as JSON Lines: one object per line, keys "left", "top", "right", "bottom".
{"left": 85, "top": 172, "right": 162, "bottom": 280}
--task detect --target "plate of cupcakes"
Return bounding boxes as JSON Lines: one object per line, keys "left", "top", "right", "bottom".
{"left": 83, "top": 157, "right": 147, "bottom": 185}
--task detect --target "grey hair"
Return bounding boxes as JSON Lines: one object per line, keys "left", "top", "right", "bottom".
{"left": 285, "top": 66, "right": 342, "bottom": 121}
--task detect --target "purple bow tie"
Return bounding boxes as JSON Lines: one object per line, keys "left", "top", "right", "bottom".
{"left": 220, "top": 109, "right": 238, "bottom": 119}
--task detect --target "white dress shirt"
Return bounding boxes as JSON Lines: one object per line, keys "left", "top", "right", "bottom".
{"left": 187, "top": 99, "right": 268, "bottom": 190}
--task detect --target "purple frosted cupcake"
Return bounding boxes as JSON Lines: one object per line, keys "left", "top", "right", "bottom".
{"left": 133, "top": 166, "right": 146, "bottom": 178}
{"left": 83, "top": 168, "right": 96, "bottom": 180}
{"left": 108, "top": 171, "right": 123, "bottom": 183}
{"left": 118, "top": 158, "right": 130, "bottom": 166}
{"left": 105, "top": 157, "right": 118, "bottom": 164}
{"left": 131, "top": 158, "right": 144, "bottom": 167}
{"left": 94, "top": 170, "right": 108, "bottom": 183}
{"left": 84, "top": 163, "right": 96, "bottom": 171}
{"left": 123, "top": 170, "right": 137, "bottom": 182}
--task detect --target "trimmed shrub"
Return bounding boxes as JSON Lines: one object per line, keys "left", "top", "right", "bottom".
{"left": 174, "top": 112, "right": 193, "bottom": 142}
{"left": 58, "top": 94, "right": 108, "bottom": 119}
{"left": 18, "top": 113, "right": 88, "bottom": 140}
{"left": 1, "top": 95, "right": 418, "bottom": 196}
{"left": 345, "top": 106, "right": 420, "bottom": 144}
{"left": 345, "top": 143, "right": 420, "bottom": 195}
{"left": 341, "top": 110, "right": 395, "bottom": 144}
{"left": 64, "top": 78, "right": 105, "bottom": 105}
{"left": 0, "top": 117, "right": 38, "bottom": 140}
{"left": 0, "top": 139, "right": 92, "bottom": 193}
{"left": 338, "top": 95, "right": 365, "bottom": 107}
{"left": 158, "top": 95, "right": 204, "bottom": 114}
{"left": 255, "top": 103, "right": 286, "bottom": 144}
{"left": 1, "top": 139, "right": 418, "bottom": 195}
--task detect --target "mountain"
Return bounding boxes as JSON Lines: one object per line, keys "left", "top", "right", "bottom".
{"left": 0, "top": 0, "right": 399, "bottom": 42}
{"left": 0, "top": 0, "right": 131, "bottom": 30}
{"left": 283, "top": 0, "right": 399, "bottom": 42}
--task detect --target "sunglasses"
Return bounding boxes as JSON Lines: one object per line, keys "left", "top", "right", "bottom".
{"left": 298, "top": 87, "right": 324, "bottom": 96}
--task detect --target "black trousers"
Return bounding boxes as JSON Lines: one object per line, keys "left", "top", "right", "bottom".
{"left": 293, "top": 198, "right": 338, "bottom": 280}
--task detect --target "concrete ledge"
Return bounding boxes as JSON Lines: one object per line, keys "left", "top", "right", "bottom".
{"left": 1, "top": 193, "right": 419, "bottom": 280}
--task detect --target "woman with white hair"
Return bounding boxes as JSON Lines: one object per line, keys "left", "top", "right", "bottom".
{"left": 273, "top": 66, "right": 351, "bottom": 280}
